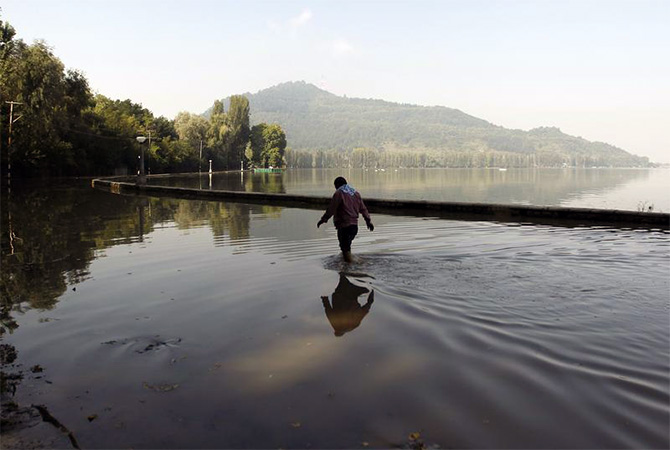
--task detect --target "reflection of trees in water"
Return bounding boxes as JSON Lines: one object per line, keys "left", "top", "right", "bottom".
{"left": 244, "top": 172, "right": 286, "bottom": 194}
{"left": 150, "top": 169, "right": 652, "bottom": 207}
{"left": 1, "top": 182, "right": 146, "bottom": 332}
{"left": 0, "top": 182, "right": 270, "bottom": 333}
{"left": 299, "top": 168, "right": 652, "bottom": 206}
{"left": 205, "top": 202, "right": 250, "bottom": 242}
{"left": 357, "top": 168, "right": 652, "bottom": 205}
{"left": 148, "top": 171, "right": 288, "bottom": 195}
{"left": 152, "top": 198, "right": 253, "bottom": 242}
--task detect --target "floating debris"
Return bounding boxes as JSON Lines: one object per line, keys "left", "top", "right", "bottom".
{"left": 87, "top": 414, "right": 97, "bottom": 422}
{"left": 100, "top": 336, "right": 182, "bottom": 354}
{"left": 290, "top": 421, "right": 301, "bottom": 428}
{"left": 0, "top": 344, "right": 18, "bottom": 364}
{"left": 407, "top": 432, "right": 426, "bottom": 450}
{"left": 142, "top": 382, "right": 179, "bottom": 392}
{"left": 38, "top": 317, "right": 59, "bottom": 323}
{"left": 30, "top": 365, "right": 44, "bottom": 373}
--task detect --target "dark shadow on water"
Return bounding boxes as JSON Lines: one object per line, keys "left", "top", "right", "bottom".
{"left": 321, "top": 273, "right": 374, "bottom": 337}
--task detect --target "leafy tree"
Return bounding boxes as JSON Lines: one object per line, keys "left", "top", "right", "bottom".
{"left": 0, "top": 35, "right": 94, "bottom": 175}
{"left": 248, "top": 123, "right": 266, "bottom": 166}
{"left": 261, "top": 124, "right": 286, "bottom": 168}
{"left": 174, "top": 111, "right": 208, "bottom": 169}
{"left": 88, "top": 95, "right": 147, "bottom": 173}
{"left": 248, "top": 123, "right": 287, "bottom": 168}
{"left": 205, "top": 96, "right": 251, "bottom": 170}
{"left": 227, "top": 95, "right": 250, "bottom": 168}
{"left": 152, "top": 116, "right": 178, "bottom": 141}
{"left": 207, "top": 100, "right": 230, "bottom": 169}
{"left": 174, "top": 111, "right": 208, "bottom": 147}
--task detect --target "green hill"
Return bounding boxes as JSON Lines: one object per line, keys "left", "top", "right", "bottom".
{"left": 207, "top": 81, "right": 649, "bottom": 168}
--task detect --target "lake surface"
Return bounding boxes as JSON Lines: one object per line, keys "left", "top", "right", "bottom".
{"left": 1, "top": 177, "right": 669, "bottom": 449}
{"left": 148, "top": 168, "right": 670, "bottom": 212}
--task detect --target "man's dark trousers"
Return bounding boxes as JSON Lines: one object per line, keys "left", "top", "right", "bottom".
{"left": 337, "top": 225, "right": 358, "bottom": 253}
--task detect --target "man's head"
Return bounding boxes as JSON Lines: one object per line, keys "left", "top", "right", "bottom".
{"left": 334, "top": 177, "right": 347, "bottom": 189}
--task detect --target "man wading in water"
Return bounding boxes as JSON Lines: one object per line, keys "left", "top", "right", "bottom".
{"left": 317, "top": 176, "right": 374, "bottom": 262}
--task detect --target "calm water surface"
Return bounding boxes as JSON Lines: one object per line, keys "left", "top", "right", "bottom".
{"left": 148, "top": 168, "right": 670, "bottom": 212}
{"left": 1, "top": 180, "right": 669, "bottom": 449}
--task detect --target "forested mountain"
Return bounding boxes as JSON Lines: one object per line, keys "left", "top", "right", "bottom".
{"left": 208, "top": 81, "right": 649, "bottom": 168}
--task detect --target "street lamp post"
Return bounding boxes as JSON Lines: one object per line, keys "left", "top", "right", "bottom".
{"left": 208, "top": 159, "right": 213, "bottom": 189}
{"left": 136, "top": 136, "right": 147, "bottom": 184}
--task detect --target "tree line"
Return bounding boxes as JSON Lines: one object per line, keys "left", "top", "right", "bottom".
{"left": 285, "top": 147, "right": 637, "bottom": 169}
{"left": 0, "top": 16, "right": 286, "bottom": 177}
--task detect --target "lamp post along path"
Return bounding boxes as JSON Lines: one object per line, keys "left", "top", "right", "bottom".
{"left": 136, "top": 136, "right": 147, "bottom": 184}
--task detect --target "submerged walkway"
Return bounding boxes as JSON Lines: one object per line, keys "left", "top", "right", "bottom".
{"left": 92, "top": 177, "right": 669, "bottom": 230}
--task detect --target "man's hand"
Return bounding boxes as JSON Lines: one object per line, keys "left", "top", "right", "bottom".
{"left": 366, "top": 219, "right": 374, "bottom": 232}
{"left": 317, "top": 219, "right": 325, "bottom": 228}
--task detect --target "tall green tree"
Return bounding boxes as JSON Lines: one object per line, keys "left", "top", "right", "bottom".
{"left": 174, "top": 111, "right": 209, "bottom": 148}
{"left": 261, "top": 123, "right": 286, "bottom": 168}
{"left": 206, "top": 96, "right": 251, "bottom": 169}
{"left": 248, "top": 123, "right": 287, "bottom": 168}
{"left": 227, "top": 95, "right": 250, "bottom": 168}
{"left": 174, "top": 111, "right": 208, "bottom": 169}
{"left": 0, "top": 37, "right": 76, "bottom": 175}
{"left": 1, "top": 16, "right": 21, "bottom": 171}
{"left": 207, "top": 100, "right": 229, "bottom": 169}
{"left": 248, "top": 123, "right": 266, "bottom": 166}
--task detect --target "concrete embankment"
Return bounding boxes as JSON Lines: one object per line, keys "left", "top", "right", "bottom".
{"left": 92, "top": 177, "right": 669, "bottom": 230}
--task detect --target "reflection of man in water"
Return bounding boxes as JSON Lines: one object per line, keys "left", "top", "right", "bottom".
{"left": 321, "top": 274, "right": 374, "bottom": 337}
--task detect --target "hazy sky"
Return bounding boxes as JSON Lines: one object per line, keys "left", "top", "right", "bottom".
{"left": 3, "top": 0, "right": 669, "bottom": 163}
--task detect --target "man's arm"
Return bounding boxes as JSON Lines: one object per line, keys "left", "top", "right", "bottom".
{"left": 358, "top": 194, "right": 374, "bottom": 231}
{"left": 317, "top": 191, "right": 341, "bottom": 227}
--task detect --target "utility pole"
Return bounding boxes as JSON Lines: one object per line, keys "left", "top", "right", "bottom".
{"left": 5, "top": 101, "right": 23, "bottom": 184}
{"left": 199, "top": 139, "right": 203, "bottom": 173}
{"left": 4, "top": 101, "right": 23, "bottom": 257}
{"left": 147, "top": 129, "right": 152, "bottom": 175}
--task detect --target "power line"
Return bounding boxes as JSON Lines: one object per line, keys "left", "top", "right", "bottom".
{"left": 64, "top": 127, "right": 164, "bottom": 142}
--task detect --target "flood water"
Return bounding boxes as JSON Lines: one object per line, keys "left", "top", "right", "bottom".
{"left": 148, "top": 168, "right": 670, "bottom": 212}
{"left": 1, "top": 175, "right": 669, "bottom": 449}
